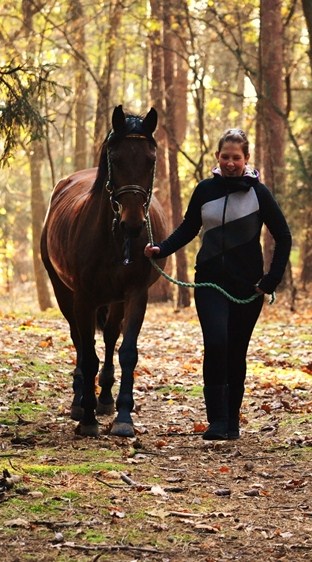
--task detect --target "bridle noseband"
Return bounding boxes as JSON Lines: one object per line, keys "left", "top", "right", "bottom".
{"left": 105, "top": 133, "right": 156, "bottom": 231}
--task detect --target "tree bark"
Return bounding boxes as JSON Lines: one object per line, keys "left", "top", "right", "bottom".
{"left": 299, "top": 0, "right": 312, "bottom": 285}
{"left": 148, "top": 0, "right": 173, "bottom": 302}
{"left": 163, "top": 1, "right": 190, "bottom": 307}
{"left": 30, "top": 142, "right": 53, "bottom": 310}
{"left": 259, "top": 0, "right": 287, "bottom": 277}
{"left": 93, "top": 0, "right": 123, "bottom": 165}
{"left": 301, "top": 0, "right": 312, "bottom": 69}
{"left": 68, "top": 0, "right": 88, "bottom": 171}
{"left": 22, "top": 0, "right": 52, "bottom": 310}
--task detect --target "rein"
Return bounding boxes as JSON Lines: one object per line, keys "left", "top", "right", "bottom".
{"left": 145, "top": 213, "right": 275, "bottom": 305}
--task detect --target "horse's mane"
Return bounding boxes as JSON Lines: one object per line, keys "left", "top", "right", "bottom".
{"left": 92, "top": 113, "right": 156, "bottom": 192}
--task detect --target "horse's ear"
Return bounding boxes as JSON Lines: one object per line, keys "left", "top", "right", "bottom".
{"left": 112, "top": 105, "right": 126, "bottom": 132}
{"left": 143, "top": 107, "right": 158, "bottom": 135}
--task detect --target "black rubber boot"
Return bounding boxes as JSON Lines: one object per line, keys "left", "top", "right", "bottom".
{"left": 228, "top": 417, "right": 240, "bottom": 440}
{"left": 202, "top": 385, "right": 229, "bottom": 440}
{"left": 228, "top": 385, "right": 244, "bottom": 440}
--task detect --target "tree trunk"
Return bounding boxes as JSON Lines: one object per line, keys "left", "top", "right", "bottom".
{"left": 259, "top": 0, "right": 290, "bottom": 289}
{"left": 300, "top": 212, "right": 312, "bottom": 288}
{"left": 68, "top": 0, "right": 88, "bottom": 171}
{"left": 93, "top": 0, "right": 123, "bottom": 165}
{"left": 163, "top": 0, "right": 190, "bottom": 307}
{"left": 149, "top": 0, "right": 173, "bottom": 302}
{"left": 299, "top": 0, "right": 312, "bottom": 285}
{"left": 22, "top": 0, "right": 52, "bottom": 310}
{"left": 302, "top": 0, "right": 312, "bottom": 69}
{"left": 30, "top": 142, "right": 53, "bottom": 310}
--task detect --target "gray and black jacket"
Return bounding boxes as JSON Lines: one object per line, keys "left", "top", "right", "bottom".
{"left": 154, "top": 168, "right": 292, "bottom": 298}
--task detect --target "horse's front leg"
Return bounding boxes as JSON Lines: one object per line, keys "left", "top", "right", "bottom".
{"left": 111, "top": 291, "right": 148, "bottom": 437}
{"left": 74, "top": 302, "right": 99, "bottom": 437}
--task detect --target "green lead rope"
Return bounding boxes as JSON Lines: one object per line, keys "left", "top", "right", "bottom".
{"left": 146, "top": 213, "right": 276, "bottom": 305}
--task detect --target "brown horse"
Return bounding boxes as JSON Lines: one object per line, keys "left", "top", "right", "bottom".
{"left": 41, "top": 105, "right": 166, "bottom": 437}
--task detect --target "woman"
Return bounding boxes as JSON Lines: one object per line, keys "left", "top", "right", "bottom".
{"left": 144, "top": 128, "right": 292, "bottom": 440}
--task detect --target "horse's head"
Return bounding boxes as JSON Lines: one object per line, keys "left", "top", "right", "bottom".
{"left": 104, "top": 105, "right": 158, "bottom": 238}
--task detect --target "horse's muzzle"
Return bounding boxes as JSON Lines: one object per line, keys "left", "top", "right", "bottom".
{"left": 120, "top": 219, "right": 146, "bottom": 238}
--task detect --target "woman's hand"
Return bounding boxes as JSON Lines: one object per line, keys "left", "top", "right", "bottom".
{"left": 144, "top": 243, "right": 160, "bottom": 258}
{"left": 254, "top": 284, "right": 265, "bottom": 294}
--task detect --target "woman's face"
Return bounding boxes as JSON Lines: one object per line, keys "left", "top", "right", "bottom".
{"left": 215, "top": 141, "right": 250, "bottom": 177}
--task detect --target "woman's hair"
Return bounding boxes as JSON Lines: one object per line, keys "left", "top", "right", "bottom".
{"left": 217, "top": 128, "right": 249, "bottom": 157}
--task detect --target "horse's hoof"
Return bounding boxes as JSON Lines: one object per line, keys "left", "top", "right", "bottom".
{"left": 70, "top": 405, "right": 84, "bottom": 421}
{"left": 96, "top": 400, "right": 115, "bottom": 416}
{"left": 75, "top": 422, "right": 99, "bottom": 437}
{"left": 110, "top": 422, "right": 135, "bottom": 437}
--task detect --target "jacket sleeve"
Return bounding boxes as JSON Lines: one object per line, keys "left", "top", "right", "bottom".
{"left": 257, "top": 184, "right": 292, "bottom": 294}
{"left": 154, "top": 186, "right": 203, "bottom": 259}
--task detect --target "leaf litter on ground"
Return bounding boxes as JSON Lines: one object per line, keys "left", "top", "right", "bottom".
{"left": 0, "top": 292, "right": 311, "bottom": 561}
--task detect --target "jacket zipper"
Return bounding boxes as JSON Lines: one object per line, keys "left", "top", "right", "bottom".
{"left": 221, "top": 190, "right": 229, "bottom": 275}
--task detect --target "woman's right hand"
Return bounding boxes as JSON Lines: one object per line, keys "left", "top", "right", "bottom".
{"left": 144, "top": 243, "right": 161, "bottom": 258}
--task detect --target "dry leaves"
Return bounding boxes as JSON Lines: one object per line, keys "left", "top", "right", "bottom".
{"left": 0, "top": 298, "right": 311, "bottom": 561}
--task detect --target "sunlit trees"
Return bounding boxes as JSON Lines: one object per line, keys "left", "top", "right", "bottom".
{"left": 0, "top": 0, "right": 311, "bottom": 308}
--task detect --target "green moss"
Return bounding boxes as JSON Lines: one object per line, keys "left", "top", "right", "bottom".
{"left": 156, "top": 384, "right": 202, "bottom": 397}
{"left": 13, "top": 402, "right": 47, "bottom": 415}
{"left": 83, "top": 529, "right": 108, "bottom": 544}
{"left": 22, "top": 460, "right": 126, "bottom": 477}
{"left": 28, "top": 500, "right": 58, "bottom": 515}
{"left": 279, "top": 413, "right": 312, "bottom": 427}
{"left": 156, "top": 384, "right": 185, "bottom": 394}
{"left": 60, "top": 490, "right": 81, "bottom": 501}
{"left": 188, "top": 385, "right": 203, "bottom": 397}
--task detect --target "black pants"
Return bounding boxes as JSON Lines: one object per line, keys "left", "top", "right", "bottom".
{"left": 194, "top": 287, "right": 264, "bottom": 389}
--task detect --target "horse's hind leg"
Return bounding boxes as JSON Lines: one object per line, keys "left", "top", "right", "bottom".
{"left": 40, "top": 243, "right": 84, "bottom": 420}
{"left": 73, "top": 298, "right": 99, "bottom": 437}
{"left": 111, "top": 291, "right": 148, "bottom": 437}
{"left": 97, "top": 302, "right": 124, "bottom": 416}
{"left": 49, "top": 284, "right": 84, "bottom": 421}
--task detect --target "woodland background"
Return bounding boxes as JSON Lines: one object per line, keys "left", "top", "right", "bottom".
{"left": 0, "top": 0, "right": 311, "bottom": 310}
{"left": 0, "top": 4, "right": 312, "bottom": 560}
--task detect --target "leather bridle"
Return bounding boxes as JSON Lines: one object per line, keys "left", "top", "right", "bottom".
{"left": 105, "top": 133, "right": 156, "bottom": 229}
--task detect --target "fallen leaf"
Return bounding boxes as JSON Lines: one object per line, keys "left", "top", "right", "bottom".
{"left": 219, "top": 466, "right": 231, "bottom": 473}
{"left": 150, "top": 484, "right": 168, "bottom": 498}
{"left": 193, "top": 524, "right": 219, "bottom": 533}
{"left": 155, "top": 439, "right": 168, "bottom": 448}
{"left": 214, "top": 488, "right": 231, "bottom": 496}
{"left": 193, "top": 421, "right": 207, "bottom": 433}
{"left": 39, "top": 336, "right": 53, "bottom": 348}
{"left": 109, "top": 508, "right": 125, "bottom": 518}
{"left": 244, "top": 489, "right": 260, "bottom": 497}
{"left": 6, "top": 518, "right": 30, "bottom": 528}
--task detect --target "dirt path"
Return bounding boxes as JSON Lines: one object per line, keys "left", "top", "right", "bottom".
{"left": 0, "top": 298, "right": 311, "bottom": 561}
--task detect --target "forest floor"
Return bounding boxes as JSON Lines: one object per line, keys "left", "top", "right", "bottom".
{"left": 0, "top": 289, "right": 311, "bottom": 562}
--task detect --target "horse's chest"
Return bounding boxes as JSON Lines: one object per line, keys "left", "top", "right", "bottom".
{"left": 79, "top": 259, "right": 149, "bottom": 304}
